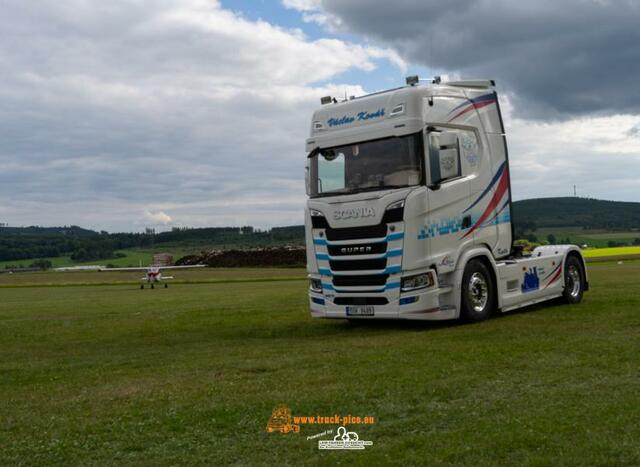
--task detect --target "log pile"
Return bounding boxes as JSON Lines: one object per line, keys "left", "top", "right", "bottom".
{"left": 176, "top": 246, "right": 306, "bottom": 268}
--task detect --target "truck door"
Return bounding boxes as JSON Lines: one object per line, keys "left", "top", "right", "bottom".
{"left": 423, "top": 125, "right": 474, "bottom": 265}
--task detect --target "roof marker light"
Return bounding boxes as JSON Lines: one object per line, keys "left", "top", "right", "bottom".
{"left": 389, "top": 103, "right": 405, "bottom": 117}
{"left": 320, "top": 96, "right": 332, "bottom": 105}
{"left": 406, "top": 75, "right": 419, "bottom": 86}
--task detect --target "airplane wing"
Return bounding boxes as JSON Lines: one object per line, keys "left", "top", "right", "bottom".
{"left": 157, "top": 265, "right": 206, "bottom": 270}
{"left": 99, "top": 267, "right": 148, "bottom": 272}
{"left": 99, "top": 265, "right": 205, "bottom": 272}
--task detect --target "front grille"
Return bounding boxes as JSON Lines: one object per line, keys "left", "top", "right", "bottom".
{"left": 327, "top": 242, "right": 387, "bottom": 256}
{"left": 333, "top": 274, "right": 388, "bottom": 287}
{"left": 329, "top": 258, "right": 386, "bottom": 271}
{"left": 334, "top": 297, "right": 389, "bottom": 305}
{"left": 325, "top": 223, "right": 387, "bottom": 241}
{"left": 312, "top": 206, "right": 403, "bottom": 292}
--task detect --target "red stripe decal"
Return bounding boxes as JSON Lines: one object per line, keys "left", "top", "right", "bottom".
{"left": 448, "top": 99, "right": 496, "bottom": 122}
{"left": 544, "top": 267, "right": 563, "bottom": 289}
{"left": 461, "top": 167, "right": 509, "bottom": 239}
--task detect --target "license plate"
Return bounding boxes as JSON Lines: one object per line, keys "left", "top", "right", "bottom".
{"left": 346, "top": 305, "right": 374, "bottom": 316}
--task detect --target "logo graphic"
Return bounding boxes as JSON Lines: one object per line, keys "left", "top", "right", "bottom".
{"left": 266, "top": 404, "right": 300, "bottom": 434}
{"left": 333, "top": 207, "right": 375, "bottom": 220}
{"left": 340, "top": 245, "right": 373, "bottom": 254}
{"left": 327, "top": 109, "right": 385, "bottom": 127}
{"left": 465, "top": 152, "right": 478, "bottom": 166}
{"left": 440, "top": 255, "right": 455, "bottom": 268}
{"left": 522, "top": 267, "right": 540, "bottom": 293}
{"left": 318, "top": 426, "right": 373, "bottom": 450}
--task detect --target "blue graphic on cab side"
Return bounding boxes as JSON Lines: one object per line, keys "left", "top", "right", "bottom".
{"left": 521, "top": 267, "right": 540, "bottom": 293}
{"left": 418, "top": 216, "right": 474, "bottom": 240}
{"left": 417, "top": 205, "right": 511, "bottom": 241}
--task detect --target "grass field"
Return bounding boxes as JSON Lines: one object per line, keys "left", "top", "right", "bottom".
{"left": 533, "top": 227, "right": 640, "bottom": 248}
{"left": 1, "top": 264, "right": 639, "bottom": 465}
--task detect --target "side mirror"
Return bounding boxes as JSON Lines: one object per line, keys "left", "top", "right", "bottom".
{"left": 428, "top": 131, "right": 460, "bottom": 186}
{"left": 305, "top": 164, "right": 310, "bottom": 196}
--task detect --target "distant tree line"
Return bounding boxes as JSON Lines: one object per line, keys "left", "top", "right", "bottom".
{"left": 512, "top": 197, "right": 640, "bottom": 230}
{"left": 2, "top": 197, "right": 639, "bottom": 264}
{"left": 0, "top": 225, "right": 305, "bottom": 263}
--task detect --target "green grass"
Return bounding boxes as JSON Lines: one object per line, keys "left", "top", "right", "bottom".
{"left": 0, "top": 267, "right": 307, "bottom": 287}
{"left": 0, "top": 264, "right": 639, "bottom": 465}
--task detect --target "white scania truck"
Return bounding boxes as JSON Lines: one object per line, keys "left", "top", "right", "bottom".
{"left": 305, "top": 76, "right": 588, "bottom": 321}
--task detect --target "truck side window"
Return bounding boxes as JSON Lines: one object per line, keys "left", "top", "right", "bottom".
{"left": 428, "top": 130, "right": 461, "bottom": 185}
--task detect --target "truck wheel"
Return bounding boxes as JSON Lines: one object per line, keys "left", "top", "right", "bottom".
{"left": 461, "top": 259, "right": 495, "bottom": 322}
{"left": 563, "top": 256, "right": 584, "bottom": 304}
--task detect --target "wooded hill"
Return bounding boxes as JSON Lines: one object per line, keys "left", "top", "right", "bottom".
{"left": 1, "top": 197, "right": 638, "bottom": 264}
{"left": 512, "top": 197, "right": 640, "bottom": 230}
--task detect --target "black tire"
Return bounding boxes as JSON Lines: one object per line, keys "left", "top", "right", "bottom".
{"left": 164, "top": 283, "right": 168, "bottom": 289}
{"left": 151, "top": 284, "right": 155, "bottom": 289}
{"left": 460, "top": 259, "right": 496, "bottom": 322}
{"left": 140, "top": 284, "right": 144, "bottom": 289}
{"left": 563, "top": 255, "right": 584, "bottom": 304}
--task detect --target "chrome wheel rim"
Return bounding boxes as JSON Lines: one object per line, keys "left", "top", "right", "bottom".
{"left": 468, "top": 272, "right": 488, "bottom": 312}
{"left": 567, "top": 265, "right": 581, "bottom": 298}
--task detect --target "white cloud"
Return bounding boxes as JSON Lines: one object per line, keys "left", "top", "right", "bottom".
{"left": 500, "top": 94, "right": 640, "bottom": 201}
{"left": 143, "top": 210, "right": 172, "bottom": 225}
{"left": 281, "top": 0, "right": 340, "bottom": 28}
{"left": 0, "top": 0, "right": 403, "bottom": 231}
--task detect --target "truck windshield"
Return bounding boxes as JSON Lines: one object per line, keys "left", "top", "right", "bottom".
{"left": 308, "top": 133, "right": 423, "bottom": 197}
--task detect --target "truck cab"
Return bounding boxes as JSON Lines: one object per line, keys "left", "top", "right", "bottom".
{"left": 305, "top": 77, "right": 587, "bottom": 321}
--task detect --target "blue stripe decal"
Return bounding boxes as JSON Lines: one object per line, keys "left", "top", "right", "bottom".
{"left": 332, "top": 281, "right": 401, "bottom": 293}
{"left": 321, "top": 283, "right": 334, "bottom": 290}
{"left": 464, "top": 161, "right": 506, "bottom": 213}
{"left": 386, "top": 232, "right": 404, "bottom": 241}
{"left": 318, "top": 249, "right": 402, "bottom": 261}
{"left": 314, "top": 233, "right": 404, "bottom": 246}
{"left": 321, "top": 266, "right": 399, "bottom": 276}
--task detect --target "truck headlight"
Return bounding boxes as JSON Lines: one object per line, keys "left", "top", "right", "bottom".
{"left": 309, "top": 278, "right": 323, "bottom": 293}
{"left": 386, "top": 200, "right": 404, "bottom": 211}
{"left": 401, "top": 272, "right": 434, "bottom": 292}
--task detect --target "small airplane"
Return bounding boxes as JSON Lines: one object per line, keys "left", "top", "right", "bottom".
{"left": 99, "top": 264, "right": 205, "bottom": 289}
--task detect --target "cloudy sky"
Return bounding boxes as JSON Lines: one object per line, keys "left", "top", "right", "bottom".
{"left": 1, "top": 0, "right": 639, "bottom": 232}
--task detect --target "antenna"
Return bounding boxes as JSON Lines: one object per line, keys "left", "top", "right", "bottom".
{"left": 573, "top": 185, "right": 577, "bottom": 197}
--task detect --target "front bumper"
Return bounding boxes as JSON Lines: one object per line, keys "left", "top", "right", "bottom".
{"left": 309, "top": 282, "right": 457, "bottom": 321}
